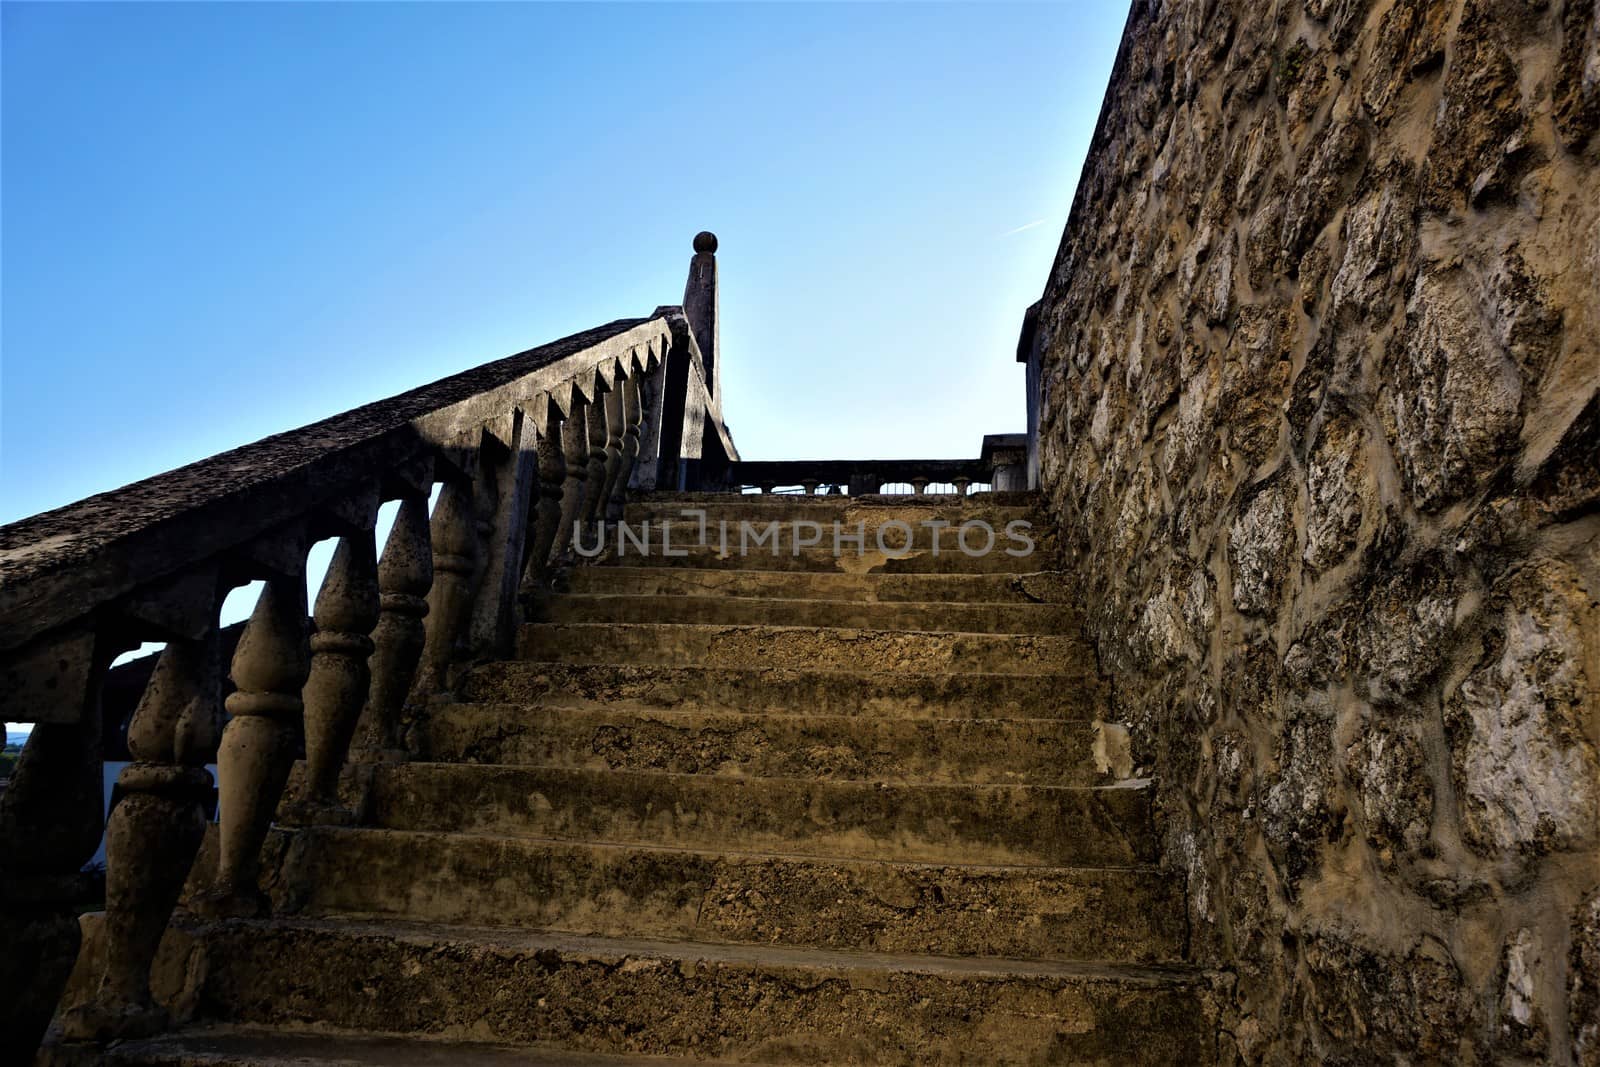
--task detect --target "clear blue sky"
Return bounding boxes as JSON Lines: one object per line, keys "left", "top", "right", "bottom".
{"left": 2, "top": 1, "right": 1126, "bottom": 526}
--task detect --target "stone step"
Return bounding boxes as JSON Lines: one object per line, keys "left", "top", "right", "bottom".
{"left": 544, "top": 592, "right": 1075, "bottom": 635}
{"left": 595, "top": 519, "right": 1047, "bottom": 558}
{"left": 517, "top": 623, "right": 1095, "bottom": 678}
{"left": 417, "top": 703, "right": 1112, "bottom": 785}
{"left": 460, "top": 661, "right": 1106, "bottom": 720}
{"left": 92, "top": 1025, "right": 728, "bottom": 1066}
{"left": 148, "top": 917, "right": 1215, "bottom": 1065}
{"left": 256, "top": 828, "right": 1184, "bottom": 963}
{"left": 559, "top": 565, "right": 1077, "bottom": 605}
{"left": 590, "top": 540, "right": 1048, "bottom": 574}
{"left": 366, "top": 764, "right": 1156, "bottom": 866}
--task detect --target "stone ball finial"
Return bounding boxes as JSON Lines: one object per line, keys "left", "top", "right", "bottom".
{"left": 693, "top": 231, "right": 718, "bottom": 254}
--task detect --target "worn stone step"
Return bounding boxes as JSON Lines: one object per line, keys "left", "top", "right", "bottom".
{"left": 460, "top": 661, "right": 1105, "bottom": 720}
{"left": 596, "top": 519, "right": 1047, "bottom": 557}
{"left": 559, "top": 565, "right": 1078, "bottom": 605}
{"left": 256, "top": 827, "right": 1185, "bottom": 963}
{"left": 590, "top": 539, "right": 1049, "bottom": 574}
{"left": 367, "top": 764, "right": 1156, "bottom": 866}
{"left": 517, "top": 623, "right": 1095, "bottom": 677}
{"left": 418, "top": 703, "right": 1112, "bottom": 785}
{"left": 572, "top": 517, "right": 1054, "bottom": 573}
{"left": 87, "top": 1025, "right": 730, "bottom": 1066}
{"left": 145, "top": 918, "right": 1216, "bottom": 1065}
{"left": 544, "top": 592, "right": 1075, "bottom": 635}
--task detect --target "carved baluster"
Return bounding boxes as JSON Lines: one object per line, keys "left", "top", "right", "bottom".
{"left": 415, "top": 476, "right": 479, "bottom": 698}
{"left": 801, "top": 479, "right": 820, "bottom": 496}
{"left": 197, "top": 578, "right": 308, "bottom": 917}
{"left": 283, "top": 534, "right": 379, "bottom": 822}
{"left": 607, "top": 373, "right": 644, "bottom": 521}
{"left": 551, "top": 397, "right": 590, "bottom": 562}
{"left": 912, "top": 477, "right": 929, "bottom": 495}
{"left": 353, "top": 495, "right": 432, "bottom": 761}
{"left": 62, "top": 636, "right": 218, "bottom": 1039}
{"left": 579, "top": 394, "right": 611, "bottom": 529}
{"left": 469, "top": 415, "right": 540, "bottom": 660}
{"left": 471, "top": 455, "right": 498, "bottom": 595}
{"left": 523, "top": 413, "right": 566, "bottom": 591}
{"left": 954, "top": 477, "right": 971, "bottom": 497}
{"left": 626, "top": 354, "right": 667, "bottom": 494}
{"left": 597, "top": 381, "right": 627, "bottom": 520}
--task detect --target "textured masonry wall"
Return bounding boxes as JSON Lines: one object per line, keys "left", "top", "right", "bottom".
{"left": 1034, "top": 0, "right": 1600, "bottom": 1062}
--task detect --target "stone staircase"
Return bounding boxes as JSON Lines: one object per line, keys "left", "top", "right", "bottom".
{"left": 64, "top": 493, "right": 1213, "bottom": 1065}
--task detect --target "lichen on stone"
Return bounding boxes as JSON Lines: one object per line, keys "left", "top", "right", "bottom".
{"left": 1228, "top": 474, "right": 1296, "bottom": 617}
{"left": 1447, "top": 557, "right": 1599, "bottom": 861}
{"left": 1382, "top": 269, "right": 1524, "bottom": 510}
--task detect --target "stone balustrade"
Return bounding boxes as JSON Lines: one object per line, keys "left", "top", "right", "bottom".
{"left": 0, "top": 236, "right": 736, "bottom": 1055}
{"left": 0, "top": 229, "right": 1034, "bottom": 1060}
{"left": 722, "top": 433, "right": 1030, "bottom": 496}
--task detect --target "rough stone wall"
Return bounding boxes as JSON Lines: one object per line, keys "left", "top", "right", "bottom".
{"left": 1034, "top": 0, "right": 1600, "bottom": 1061}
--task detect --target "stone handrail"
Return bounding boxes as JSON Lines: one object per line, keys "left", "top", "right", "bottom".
{"left": 0, "top": 234, "right": 734, "bottom": 1047}
{"left": 3, "top": 317, "right": 666, "bottom": 664}
{"left": 722, "top": 434, "right": 1029, "bottom": 495}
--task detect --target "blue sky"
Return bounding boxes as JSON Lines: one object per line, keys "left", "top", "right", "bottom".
{"left": 2, "top": 1, "right": 1126, "bottom": 525}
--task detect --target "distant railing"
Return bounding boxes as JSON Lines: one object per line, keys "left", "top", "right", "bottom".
{"left": 0, "top": 234, "right": 734, "bottom": 1050}
{"left": 716, "top": 434, "right": 1029, "bottom": 496}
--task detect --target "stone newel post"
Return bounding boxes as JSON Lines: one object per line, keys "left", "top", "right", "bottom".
{"left": 683, "top": 231, "right": 720, "bottom": 402}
